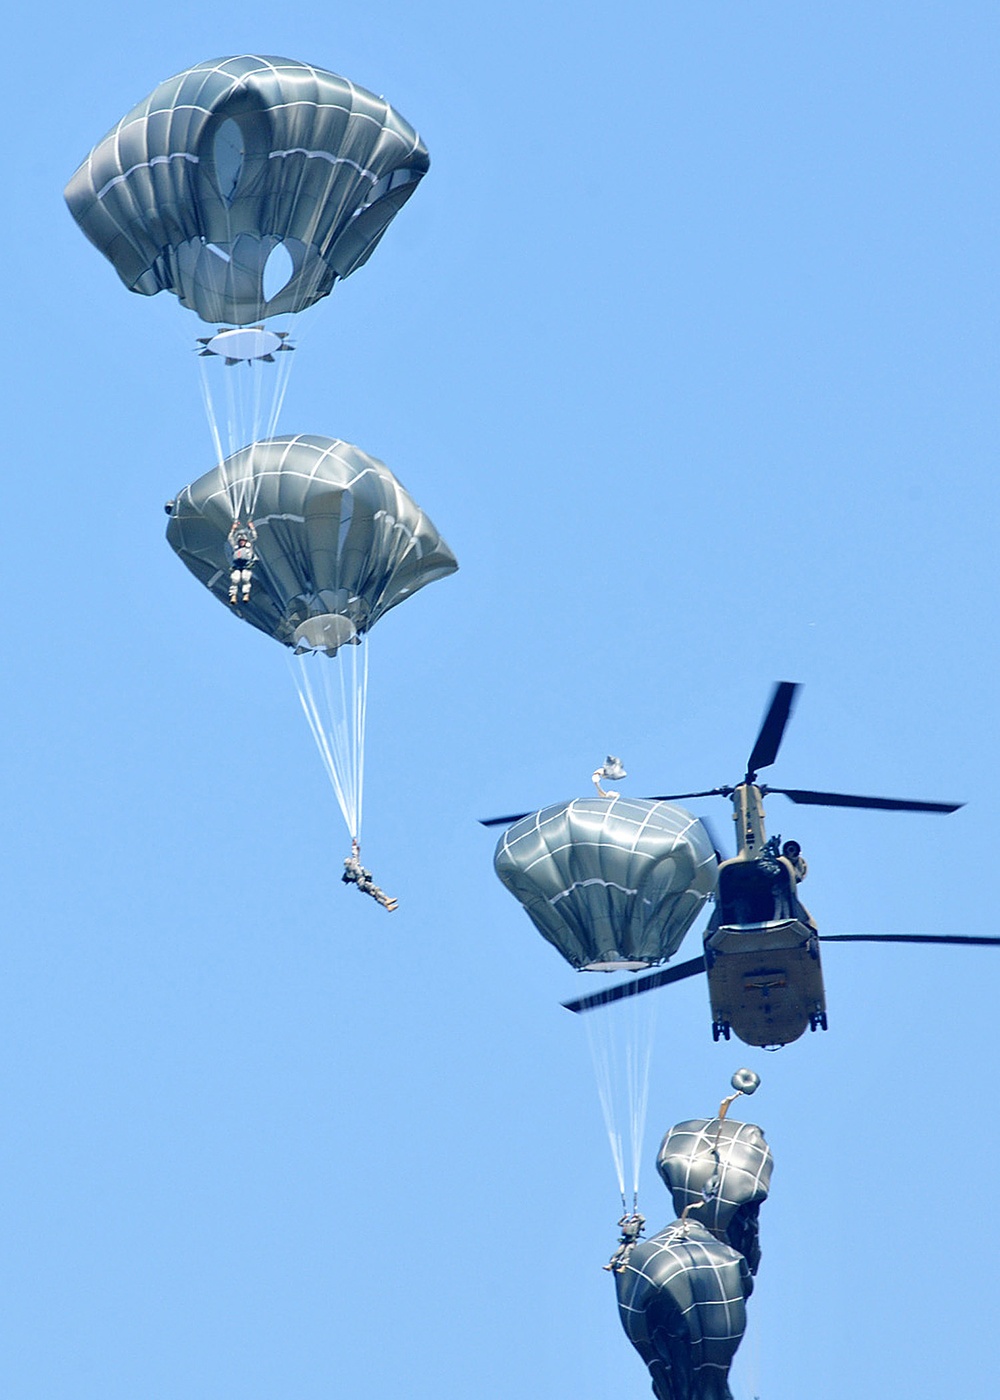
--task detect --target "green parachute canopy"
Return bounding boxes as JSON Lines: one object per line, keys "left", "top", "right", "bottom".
{"left": 65, "top": 55, "right": 429, "bottom": 325}
{"left": 615, "top": 1220, "right": 750, "bottom": 1400}
{"left": 167, "top": 434, "right": 456, "bottom": 845}
{"left": 615, "top": 1113, "right": 773, "bottom": 1400}
{"left": 166, "top": 434, "right": 457, "bottom": 649}
{"left": 494, "top": 798, "right": 718, "bottom": 971}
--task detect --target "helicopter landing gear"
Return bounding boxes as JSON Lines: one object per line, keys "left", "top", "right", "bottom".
{"left": 809, "top": 1011, "right": 828, "bottom": 1032}
{"left": 712, "top": 1020, "right": 732, "bottom": 1042}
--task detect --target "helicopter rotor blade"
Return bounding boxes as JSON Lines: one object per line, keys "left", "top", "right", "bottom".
{"left": 821, "top": 933, "right": 1000, "bottom": 946}
{"left": 486, "top": 790, "right": 735, "bottom": 825}
{"left": 767, "top": 788, "right": 962, "bottom": 814}
{"left": 562, "top": 955, "right": 707, "bottom": 1014}
{"left": 745, "top": 682, "right": 800, "bottom": 781}
{"left": 647, "top": 788, "right": 729, "bottom": 803}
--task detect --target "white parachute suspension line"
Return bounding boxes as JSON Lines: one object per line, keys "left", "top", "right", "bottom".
{"left": 625, "top": 992, "right": 658, "bottom": 1206}
{"left": 584, "top": 990, "right": 659, "bottom": 1213}
{"left": 195, "top": 318, "right": 300, "bottom": 522}
{"left": 353, "top": 638, "right": 369, "bottom": 838}
{"left": 223, "top": 360, "right": 243, "bottom": 501}
{"left": 290, "top": 637, "right": 370, "bottom": 844}
{"left": 197, "top": 361, "right": 228, "bottom": 471}
{"left": 267, "top": 341, "right": 297, "bottom": 440}
{"left": 248, "top": 344, "right": 296, "bottom": 518}
{"left": 585, "top": 1008, "right": 627, "bottom": 1209}
{"left": 197, "top": 354, "right": 247, "bottom": 520}
{"left": 250, "top": 346, "right": 266, "bottom": 447}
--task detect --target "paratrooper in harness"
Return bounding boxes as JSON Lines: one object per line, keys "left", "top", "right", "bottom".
{"left": 228, "top": 521, "right": 257, "bottom": 605}
{"left": 603, "top": 1211, "right": 646, "bottom": 1273}
{"left": 342, "top": 839, "right": 398, "bottom": 912}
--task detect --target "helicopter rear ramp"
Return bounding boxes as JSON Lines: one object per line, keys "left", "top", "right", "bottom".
{"left": 705, "top": 919, "right": 827, "bottom": 1048}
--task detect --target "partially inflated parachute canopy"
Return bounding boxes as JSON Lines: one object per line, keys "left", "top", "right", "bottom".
{"left": 494, "top": 799, "right": 717, "bottom": 971}
{"left": 658, "top": 1119, "right": 773, "bottom": 1232}
{"left": 166, "top": 435, "right": 457, "bottom": 649}
{"left": 657, "top": 1118, "right": 772, "bottom": 1274}
{"left": 614, "top": 1219, "right": 750, "bottom": 1400}
{"left": 65, "top": 55, "right": 429, "bottom": 325}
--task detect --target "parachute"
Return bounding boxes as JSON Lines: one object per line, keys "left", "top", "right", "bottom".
{"left": 64, "top": 55, "right": 429, "bottom": 325}
{"left": 657, "top": 1117, "right": 773, "bottom": 1274}
{"left": 615, "top": 1104, "right": 773, "bottom": 1400}
{"left": 494, "top": 795, "right": 718, "bottom": 1208}
{"left": 68, "top": 59, "right": 440, "bottom": 892}
{"left": 493, "top": 797, "right": 718, "bottom": 971}
{"left": 615, "top": 1220, "right": 750, "bottom": 1400}
{"left": 167, "top": 434, "right": 457, "bottom": 841}
{"left": 65, "top": 56, "right": 430, "bottom": 468}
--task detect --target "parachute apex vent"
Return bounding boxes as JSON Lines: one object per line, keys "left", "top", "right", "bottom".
{"left": 293, "top": 613, "right": 357, "bottom": 656}
{"left": 197, "top": 326, "right": 293, "bottom": 364}
{"left": 582, "top": 958, "right": 655, "bottom": 973}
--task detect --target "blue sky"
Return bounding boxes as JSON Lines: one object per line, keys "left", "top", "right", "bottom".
{"left": 3, "top": 4, "right": 998, "bottom": 1397}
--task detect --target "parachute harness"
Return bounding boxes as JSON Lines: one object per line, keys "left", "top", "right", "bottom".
{"left": 603, "top": 1210, "right": 647, "bottom": 1273}
{"left": 342, "top": 838, "right": 398, "bottom": 912}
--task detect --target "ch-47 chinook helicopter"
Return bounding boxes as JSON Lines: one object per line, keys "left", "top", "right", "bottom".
{"left": 483, "top": 684, "right": 1000, "bottom": 1049}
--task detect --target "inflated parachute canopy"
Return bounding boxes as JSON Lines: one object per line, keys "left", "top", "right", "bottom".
{"left": 615, "top": 1220, "right": 750, "bottom": 1400}
{"left": 494, "top": 798, "right": 717, "bottom": 972}
{"left": 166, "top": 435, "right": 457, "bottom": 648}
{"left": 65, "top": 55, "right": 429, "bottom": 325}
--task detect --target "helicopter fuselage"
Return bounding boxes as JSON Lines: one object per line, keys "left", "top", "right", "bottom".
{"left": 556, "top": 684, "right": 968, "bottom": 1031}
{"left": 704, "top": 785, "right": 828, "bottom": 1048}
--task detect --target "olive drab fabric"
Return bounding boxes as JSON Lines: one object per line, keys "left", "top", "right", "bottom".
{"left": 657, "top": 1118, "right": 773, "bottom": 1275}
{"left": 494, "top": 798, "right": 718, "bottom": 970}
{"left": 166, "top": 435, "right": 457, "bottom": 647}
{"left": 615, "top": 1220, "right": 750, "bottom": 1400}
{"left": 65, "top": 55, "right": 429, "bottom": 325}
{"left": 616, "top": 1115, "right": 773, "bottom": 1400}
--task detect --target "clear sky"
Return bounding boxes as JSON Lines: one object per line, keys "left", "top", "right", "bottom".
{"left": 3, "top": 4, "right": 998, "bottom": 1398}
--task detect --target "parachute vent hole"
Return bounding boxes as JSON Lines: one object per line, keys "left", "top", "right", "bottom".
{"left": 214, "top": 119, "right": 245, "bottom": 206}
{"left": 262, "top": 242, "right": 296, "bottom": 302}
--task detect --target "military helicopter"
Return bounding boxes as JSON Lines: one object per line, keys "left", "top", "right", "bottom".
{"left": 483, "top": 684, "right": 1000, "bottom": 1048}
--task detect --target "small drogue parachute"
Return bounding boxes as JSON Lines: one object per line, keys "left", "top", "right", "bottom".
{"left": 167, "top": 434, "right": 456, "bottom": 841}
{"left": 64, "top": 55, "right": 429, "bottom": 326}
{"left": 493, "top": 798, "right": 717, "bottom": 971}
